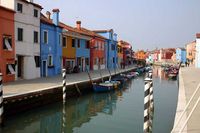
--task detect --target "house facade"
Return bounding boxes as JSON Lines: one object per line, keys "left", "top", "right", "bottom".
{"left": 1, "top": 0, "right": 42, "bottom": 80}
{"left": 94, "top": 29, "right": 118, "bottom": 69}
{"left": 40, "top": 9, "right": 62, "bottom": 77}
{"left": 176, "top": 48, "right": 186, "bottom": 64}
{"left": 61, "top": 21, "right": 92, "bottom": 72}
{"left": 158, "top": 48, "right": 175, "bottom": 62}
{"left": 0, "top": 6, "right": 15, "bottom": 82}
{"left": 90, "top": 35, "right": 106, "bottom": 70}
{"left": 135, "top": 50, "right": 146, "bottom": 60}
{"left": 195, "top": 34, "right": 200, "bottom": 68}
{"left": 186, "top": 41, "right": 196, "bottom": 65}
{"left": 117, "top": 42, "right": 123, "bottom": 67}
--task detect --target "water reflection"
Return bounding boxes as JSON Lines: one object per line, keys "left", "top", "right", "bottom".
{"left": 153, "top": 66, "right": 169, "bottom": 80}
{"left": 65, "top": 92, "right": 118, "bottom": 133}
{"left": 2, "top": 87, "right": 130, "bottom": 133}
{"left": 1, "top": 68, "right": 178, "bottom": 133}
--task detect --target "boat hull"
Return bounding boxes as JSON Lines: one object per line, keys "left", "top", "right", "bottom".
{"left": 93, "top": 84, "right": 114, "bottom": 92}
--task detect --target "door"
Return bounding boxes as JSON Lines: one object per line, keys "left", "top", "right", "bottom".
{"left": 17, "top": 56, "right": 23, "bottom": 78}
{"left": 81, "top": 58, "right": 84, "bottom": 72}
{"left": 42, "top": 60, "right": 47, "bottom": 77}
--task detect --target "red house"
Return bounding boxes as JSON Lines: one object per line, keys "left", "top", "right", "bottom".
{"left": 0, "top": 6, "right": 15, "bottom": 82}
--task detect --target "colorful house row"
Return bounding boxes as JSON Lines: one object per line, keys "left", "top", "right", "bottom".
{"left": 117, "top": 40, "right": 133, "bottom": 67}
{"left": 196, "top": 33, "right": 200, "bottom": 68}
{"left": 0, "top": 0, "right": 132, "bottom": 82}
{"left": 145, "top": 48, "right": 187, "bottom": 64}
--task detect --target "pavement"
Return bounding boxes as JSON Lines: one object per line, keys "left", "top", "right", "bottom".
{"left": 3, "top": 66, "right": 137, "bottom": 98}
{"left": 172, "top": 66, "right": 200, "bottom": 133}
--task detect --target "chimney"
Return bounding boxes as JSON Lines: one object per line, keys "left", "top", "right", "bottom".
{"left": 46, "top": 11, "right": 51, "bottom": 19}
{"left": 76, "top": 21, "right": 81, "bottom": 30}
{"left": 27, "top": 0, "right": 33, "bottom": 2}
{"left": 52, "top": 9, "right": 60, "bottom": 26}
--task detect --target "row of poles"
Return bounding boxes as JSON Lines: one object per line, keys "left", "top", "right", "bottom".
{"left": 143, "top": 70, "right": 154, "bottom": 133}
{"left": 0, "top": 68, "right": 154, "bottom": 130}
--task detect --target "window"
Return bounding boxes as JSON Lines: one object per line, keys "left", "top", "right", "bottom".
{"left": 62, "top": 37, "right": 66, "bottom": 47}
{"left": 34, "top": 9, "right": 38, "bottom": 17}
{"left": 86, "top": 40, "right": 90, "bottom": 49}
{"left": 34, "top": 31, "right": 38, "bottom": 43}
{"left": 113, "top": 57, "right": 115, "bottom": 63}
{"left": 3, "top": 35, "right": 12, "bottom": 51}
{"left": 34, "top": 56, "right": 40, "bottom": 67}
{"left": 95, "top": 41, "right": 98, "bottom": 50}
{"left": 94, "top": 58, "right": 98, "bottom": 65}
{"left": 85, "top": 58, "right": 89, "bottom": 65}
{"left": 17, "top": 3, "right": 23, "bottom": 13}
{"left": 43, "top": 31, "right": 48, "bottom": 44}
{"left": 48, "top": 55, "right": 53, "bottom": 66}
{"left": 18, "top": 28, "right": 23, "bottom": 41}
{"left": 6, "top": 64, "right": 15, "bottom": 75}
{"left": 59, "top": 34, "right": 62, "bottom": 46}
{"left": 77, "top": 57, "right": 81, "bottom": 65}
{"left": 72, "top": 38, "right": 75, "bottom": 47}
{"left": 111, "top": 44, "right": 115, "bottom": 50}
{"left": 77, "top": 39, "right": 80, "bottom": 48}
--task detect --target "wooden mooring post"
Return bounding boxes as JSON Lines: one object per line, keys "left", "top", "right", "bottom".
{"left": 0, "top": 73, "right": 3, "bottom": 126}
{"left": 143, "top": 70, "right": 154, "bottom": 133}
{"left": 62, "top": 69, "right": 66, "bottom": 102}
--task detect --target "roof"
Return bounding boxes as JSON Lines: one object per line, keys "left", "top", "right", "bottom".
{"left": 19, "top": 0, "right": 43, "bottom": 9}
{"left": 59, "top": 22, "right": 106, "bottom": 40}
{"left": 0, "top": 5, "right": 15, "bottom": 13}
{"left": 93, "top": 29, "right": 113, "bottom": 33}
{"left": 196, "top": 33, "right": 200, "bottom": 38}
{"left": 40, "top": 13, "right": 62, "bottom": 28}
{"left": 176, "top": 47, "right": 186, "bottom": 51}
{"left": 40, "top": 13, "right": 53, "bottom": 25}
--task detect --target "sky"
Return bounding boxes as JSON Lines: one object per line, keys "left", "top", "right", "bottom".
{"left": 35, "top": 0, "right": 200, "bottom": 50}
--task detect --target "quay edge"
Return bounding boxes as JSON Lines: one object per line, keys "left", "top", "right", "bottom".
{"left": 3, "top": 66, "right": 141, "bottom": 117}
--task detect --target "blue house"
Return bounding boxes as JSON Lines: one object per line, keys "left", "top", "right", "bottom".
{"left": 40, "top": 9, "right": 62, "bottom": 77}
{"left": 74, "top": 21, "right": 91, "bottom": 72}
{"left": 176, "top": 48, "right": 186, "bottom": 64}
{"left": 94, "top": 29, "right": 118, "bottom": 69}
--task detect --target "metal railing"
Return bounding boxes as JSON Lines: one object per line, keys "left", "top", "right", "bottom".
{"left": 171, "top": 82, "right": 200, "bottom": 133}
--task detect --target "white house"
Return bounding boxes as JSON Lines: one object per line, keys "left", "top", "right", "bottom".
{"left": 196, "top": 33, "right": 200, "bottom": 68}
{"left": 1, "top": 0, "right": 42, "bottom": 79}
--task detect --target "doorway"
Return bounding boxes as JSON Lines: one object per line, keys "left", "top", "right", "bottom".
{"left": 42, "top": 60, "right": 47, "bottom": 77}
{"left": 17, "top": 56, "right": 23, "bottom": 78}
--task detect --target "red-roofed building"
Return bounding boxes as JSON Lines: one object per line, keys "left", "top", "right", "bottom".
{"left": 0, "top": 6, "right": 15, "bottom": 82}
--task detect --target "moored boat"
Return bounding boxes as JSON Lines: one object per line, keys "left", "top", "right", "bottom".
{"left": 93, "top": 83, "right": 114, "bottom": 92}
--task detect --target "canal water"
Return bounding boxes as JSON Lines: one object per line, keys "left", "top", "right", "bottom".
{"left": 0, "top": 67, "right": 178, "bottom": 133}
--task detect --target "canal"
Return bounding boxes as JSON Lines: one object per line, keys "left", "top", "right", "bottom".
{"left": 0, "top": 67, "right": 178, "bottom": 133}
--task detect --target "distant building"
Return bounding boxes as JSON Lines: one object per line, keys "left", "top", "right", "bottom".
{"left": 135, "top": 50, "right": 146, "bottom": 60}
{"left": 117, "top": 42, "right": 123, "bottom": 67}
{"left": 94, "top": 29, "right": 118, "bottom": 69}
{"left": 158, "top": 48, "right": 175, "bottom": 62}
{"left": 176, "top": 48, "right": 186, "bottom": 64}
{"left": 40, "top": 9, "right": 62, "bottom": 77}
{"left": 195, "top": 33, "right": 200, "bottom": 68}
{"left": 118, "top": 40, "right": 132, "bottom": 66}
{"left": 186, "top": 41, "right": 196, "bottom": 65}
{"left": 0, "top": 6, "right": 15, "bottom": 82}
{"left": 1, "top": 0, "right": 43, "bottom": 79}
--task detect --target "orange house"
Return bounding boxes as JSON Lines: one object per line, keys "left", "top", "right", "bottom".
{"left": 0, "top": 6, "right": 15, "bottom": 82}
{"left": 135, "top": 50, "right": 146, "bottom": 60}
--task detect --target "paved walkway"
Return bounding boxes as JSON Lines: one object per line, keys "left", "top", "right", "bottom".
{"left": 172, "top": 66, "right": 200, "bottom": 133}
{"left": 3, "top": 66, "right": 137, "bottom": 98}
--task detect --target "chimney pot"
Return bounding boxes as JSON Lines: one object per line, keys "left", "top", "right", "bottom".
{"left": 76, "top": 21, "right": 81, "bottom": 30}
{"left": 46, "top": 11, "right": 51, "bottom": 19}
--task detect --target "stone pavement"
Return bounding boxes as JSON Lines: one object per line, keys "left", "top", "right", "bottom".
{"left": 172, "top": 66, "right": 200, "bottom": 133}
{"left": 3, "top": 66, "right": 136, "bottom": 98}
